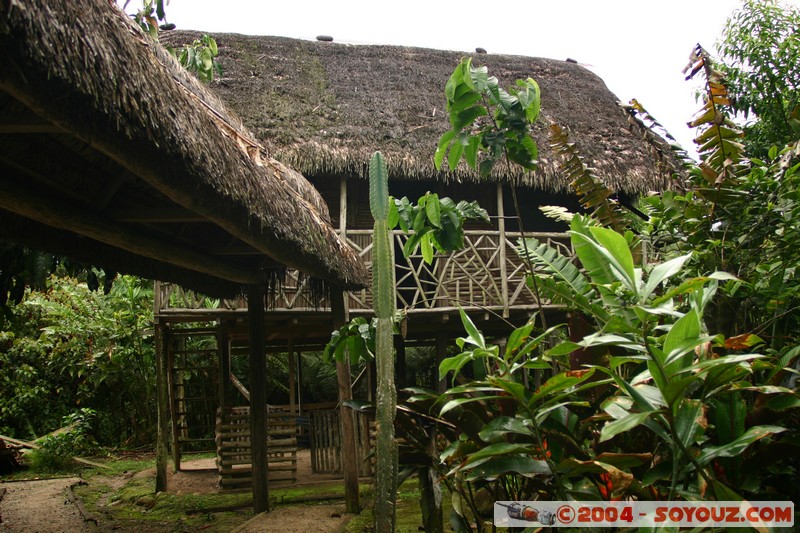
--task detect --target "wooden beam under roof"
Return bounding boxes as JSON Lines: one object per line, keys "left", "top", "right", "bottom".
{"left": 0, "top": 177, "right": 260, "bottom": 285}
{"left": 0, "top": 112, "right": 62, "bottom": 133}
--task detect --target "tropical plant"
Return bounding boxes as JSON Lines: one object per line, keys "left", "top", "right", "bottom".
{"left": 26, "top": 408, "right": 100, "bottom": 472}
{"left": 716, "top": 0, "right": 800, "bottom": 157}
{"left": 390, "top": 193, "right": 489, "bottom": 265}
{"left": 120, "top": 0, "right": 222, "bottom": 82}
{"left": 405, "top": 217, "right": 797, "bottom": 531}
{"left": 0, "top": 275, "right": 157, "bottom": 445}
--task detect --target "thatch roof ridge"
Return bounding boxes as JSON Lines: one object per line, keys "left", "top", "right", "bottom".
{"left": 169, "top": 31, "right": 680, "bottom": 194}
{"left": 0, "top": 0, "right": 367, "bottom": 291}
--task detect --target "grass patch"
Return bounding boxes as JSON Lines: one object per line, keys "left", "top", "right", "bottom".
{"left": 344, "top": 478, "right": 443, "bottom": 533}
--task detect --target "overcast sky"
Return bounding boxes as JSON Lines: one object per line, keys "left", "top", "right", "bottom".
{"left": 165, "top": 0, "right": 799, "bottom": 159}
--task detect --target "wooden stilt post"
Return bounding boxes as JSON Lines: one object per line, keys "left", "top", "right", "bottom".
{"left": 332, "top": 287, "right": 361, "bottom": 513}
{"left": 248, "top": 284, "right": 269, "bottom": 514}
{"left": 154, "top": 317, "right": 169, "bottom": 493}
{"left": 288, "top": 337, "right": 296, "bottom": 415}
{"left": 497, "top": 182, "right": 510, "bottom": 318}
{"left": 218, "top": 320, "right": 231, "bottom": 412}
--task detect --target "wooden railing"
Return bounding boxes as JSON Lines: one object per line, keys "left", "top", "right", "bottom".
{"left": 155, "top": 230, "right": 572, "bottom": 316}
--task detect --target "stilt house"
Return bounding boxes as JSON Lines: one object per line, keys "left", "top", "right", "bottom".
{"left": 147, "top": 31, "right": 681, "bottom": 486}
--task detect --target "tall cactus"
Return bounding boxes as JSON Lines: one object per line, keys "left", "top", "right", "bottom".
{"left": 370, "top": 151, "right": 398, "bottom": 532}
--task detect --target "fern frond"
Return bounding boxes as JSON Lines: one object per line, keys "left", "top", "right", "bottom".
{"left": 549, "top": 124, "right": 627, "bottom": 231}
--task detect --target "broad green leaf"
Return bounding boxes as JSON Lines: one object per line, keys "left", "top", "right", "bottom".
{"left": 452, "top": 106, "right": 487, "bottom": 130}
{"left": 457, "top": 307, "right": 486, "bottom": 349}
{"left": 434, "top": 130, "right": 456, "bottom": 170}
{"left": 504, "top": 322, "right": 533, "bottom": 361}
{"left": 530, "top": 370, "right": 595, "bottom": 406}
{"left": 765, "top": 394, "right": 800, "bottom": 411}
{"left": 478, "top": 416, "right": 534, "bottom": 441}
{"left": 589, "top": 226, "right": 636, "bottom": 290}
{"left": 600, "top": 411, "right": 654, "bottom": 442}
{"left": 458, "top": 442, "right": 535, "bottom": 465}
{"left": 464, "top": 455, "right": 551, "bottom": 480}
{"left": 439, "top": 353, "right": 473, "bottom": 383}
{"left": 464, "top": 135, "right": 480, "bottom": 169}
{"left": 642, "top": 253, "right": 692, "bottom": 301}
{"left": 695, "top": 425, "right": 786, "bottom": 466}
{"left": 425, "top": 193, "right": 441, "bottom": 228}
{"left": 439, "top": 395, "right": 506, "bottom": 416}
{"left": 447, "top": 140, "right": 464, "bottom": 170}
{"left": 420, "top": 232, "right": 434, "bottom": 264}
{"left": 674, "top": 399, "right": 706, "bottom": 450}
{"left": 674, "top": 353, "right": 763, "bottom": 376}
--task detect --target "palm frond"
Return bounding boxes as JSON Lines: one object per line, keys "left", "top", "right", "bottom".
{"left": 549, "top": 124, "right": 627, "bottom": 231}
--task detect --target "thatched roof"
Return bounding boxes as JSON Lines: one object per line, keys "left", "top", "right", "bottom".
{"left": 0, "top": 0, "right": 367, "bottom": 298}
{"left": 165, "top": 32, "right": 681, "bottom": 194}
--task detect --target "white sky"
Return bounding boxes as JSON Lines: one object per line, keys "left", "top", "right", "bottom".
{"left": 165, "top": 0, "right": 799, "bottom": 159}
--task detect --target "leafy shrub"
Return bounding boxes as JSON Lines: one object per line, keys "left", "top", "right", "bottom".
{"left": 26, "top": 409, "right": 100, "bottom": 472}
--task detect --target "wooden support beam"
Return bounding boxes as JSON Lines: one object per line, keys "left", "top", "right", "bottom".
{"left": 0, "top": 178, "right": 259, "bottom": 285}
{"left": 218, "top": 320, "right": 231, "bottom": 412}
{"left": 497, "top": 183, "right": 510, "bottom": 318}
{"left": 154, "top": 318, "right": 170, "bottom": 492}
{"left": 247, "top": 284, "right": 269, "bottom": 514}
{"left": 113, "top": 207, "right": 205, "bottom": 223}
{"left": 332, "top": 288, "right": 361, "bottom": 514}
{"left": 288, "top": 338, "right": 296, "bottom": 414}
{"left": 0, "top": 112, "right": 61, "bottom": 133}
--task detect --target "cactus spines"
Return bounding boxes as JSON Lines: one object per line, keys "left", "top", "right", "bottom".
{"left": 369, "top": 151, "right": 398, "bottom": 532}
{"left": 369, "top": 151, "right": 390, "bottom": 221}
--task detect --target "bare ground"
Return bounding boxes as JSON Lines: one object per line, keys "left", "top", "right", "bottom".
{"left": 0, "top": 477, "right": 90, "bottom": 532}
{"left": 1, "top": 450, "right": 359, "bottom": 532}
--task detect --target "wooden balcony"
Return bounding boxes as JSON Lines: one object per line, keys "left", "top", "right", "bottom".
{"left": 155, "top": 230, "right": 572, "bottom": 318}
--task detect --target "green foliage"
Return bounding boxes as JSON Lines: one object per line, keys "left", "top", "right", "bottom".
{"left": 323, "top": 316, "right": 376, "bottom": 365}
{"left": 403, "top": 221, "right": 796, "bottom": 524}
{"left": 26, "top": 409, "right": 100, "bottom": 472}
{"left": 390, "top": 194, "right": 488, "bottom": 264}
{"left": 0, "top": 275, "right": 156, "bottom": 445}
{"left": 172, "top": 34, "right": 223, "bottom": 83}
{"left": 121, "top": 1, "right": 222, "bottom": 83}
{"left": 435, "top": 57, "right": 540, "bottom": 176}
{"left": 717, "top": 0, "right": 800, "bottom": 157}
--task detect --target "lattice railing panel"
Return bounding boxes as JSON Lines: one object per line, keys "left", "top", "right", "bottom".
{"left": 155, "top": 231, "right": 573, "bottom": 314}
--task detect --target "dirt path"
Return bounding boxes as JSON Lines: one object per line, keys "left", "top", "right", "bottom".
{"left": 0, "top": 477, "right": 92, "bottom": 532}
{"left": 232, "top": 503, "right": 350, "bottom": 533}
